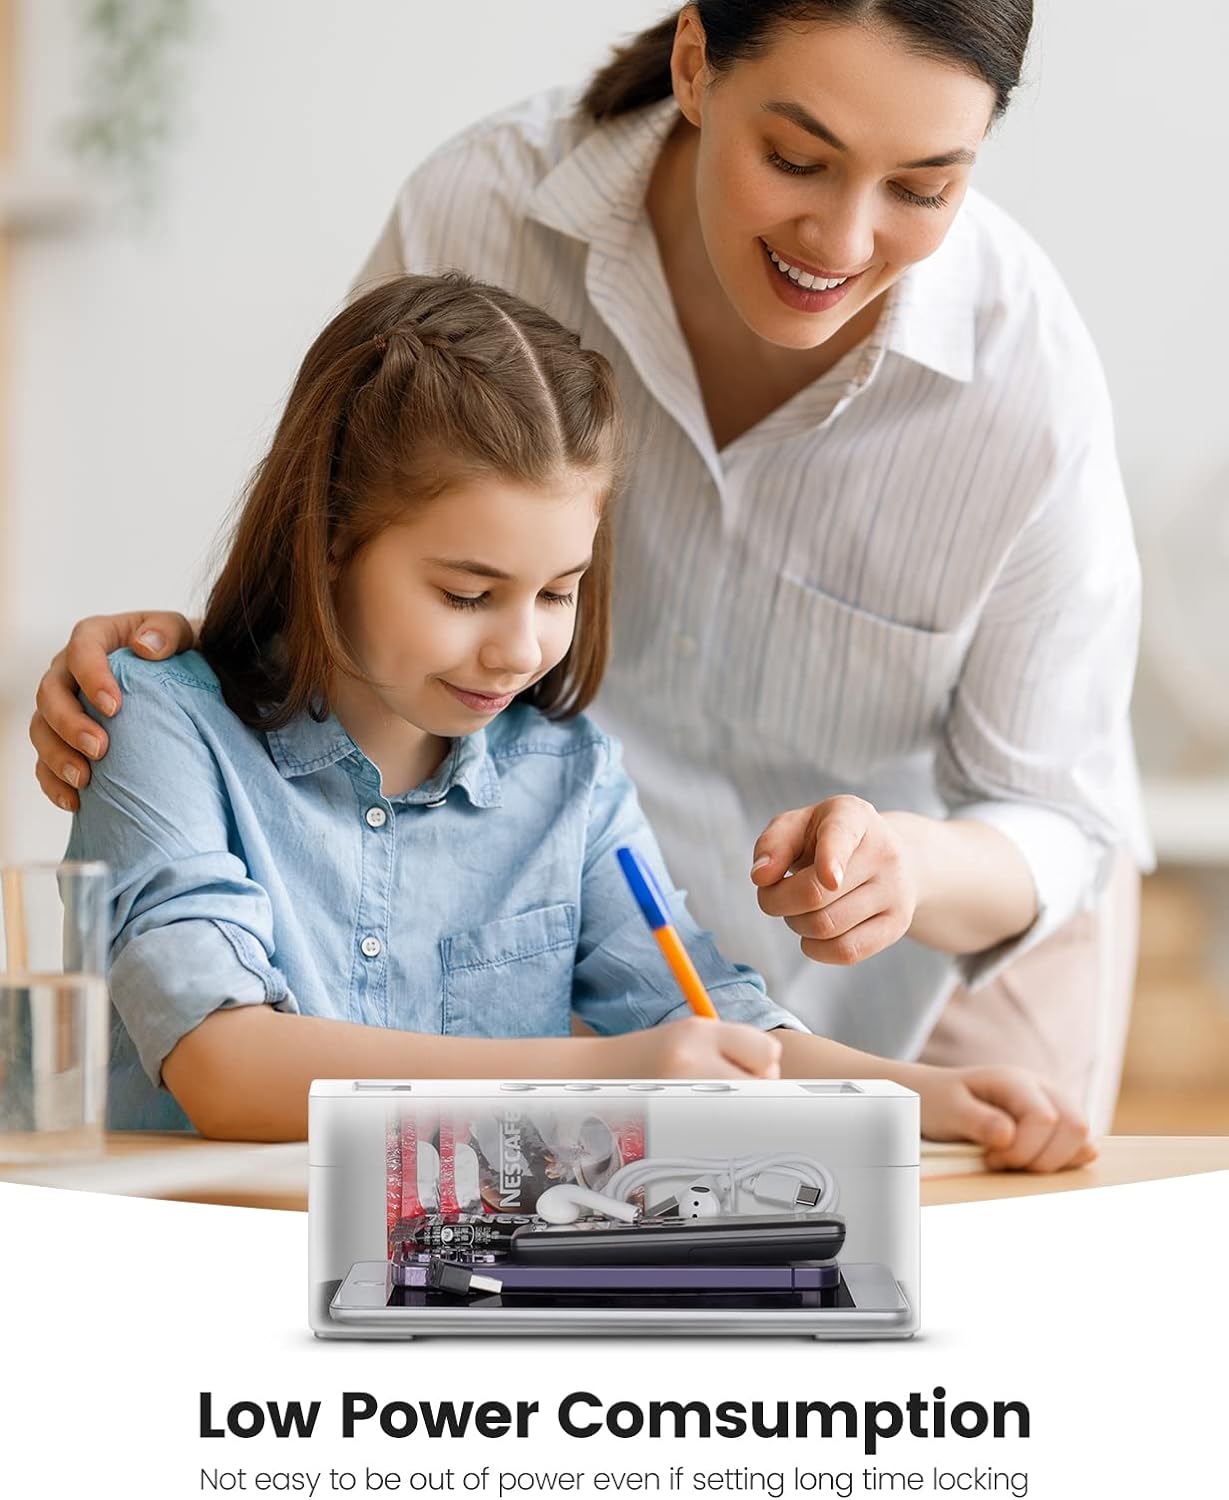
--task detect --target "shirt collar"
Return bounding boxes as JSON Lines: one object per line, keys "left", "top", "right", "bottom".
{"left": 529, "top": 98, "right": 976, "bottom": 386}
{"left": 528, "top": 97, "right": 678, "bottom": 254}
{"left": 265, "top": 714, "right": 502, "bottom": 809}
{"left": 881, "top": 204, "right": 978, "bottom": 384}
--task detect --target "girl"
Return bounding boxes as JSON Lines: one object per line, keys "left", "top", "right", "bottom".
{"left": 67, "top": 272, "right": 1091, "bottom": 1170}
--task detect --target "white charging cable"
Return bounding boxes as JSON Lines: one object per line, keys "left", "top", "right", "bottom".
{"left": 543, "top": 1152, "right": 840, "bottom": 1224}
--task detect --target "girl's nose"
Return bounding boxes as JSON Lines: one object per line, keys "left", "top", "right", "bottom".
{"left": 480, "top": 608, "right": 543, "bottom": 678}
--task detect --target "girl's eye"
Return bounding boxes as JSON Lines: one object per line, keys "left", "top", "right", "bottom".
{"left": 891, "top": 183, "right": 949, "bottom": 210}
{"left": 444, "top": 588, "right": 575, "bottom": 610}
{"left": 767, "top": 149, "right": 821, "bottom": 177}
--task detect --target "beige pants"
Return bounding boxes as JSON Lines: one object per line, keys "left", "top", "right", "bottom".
{"left": 917, "top": 850, "right": 1141, "bottom": 1133}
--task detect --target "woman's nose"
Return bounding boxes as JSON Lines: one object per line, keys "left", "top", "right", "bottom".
{"left": 799, "top": 190, "right": 876, "bottom": 273}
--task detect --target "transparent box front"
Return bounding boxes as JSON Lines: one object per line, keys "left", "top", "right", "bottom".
{"left": 309, "top": 1079, "right": 919, "bottom": 1338}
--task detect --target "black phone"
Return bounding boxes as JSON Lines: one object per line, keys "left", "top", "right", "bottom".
{"left": 507, "top": 1212, "right": 846, "bottom": 1266}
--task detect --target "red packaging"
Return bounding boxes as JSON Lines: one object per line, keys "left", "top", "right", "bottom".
{"left": 386, "top": 1096, "right": 647, "bottom": 1232}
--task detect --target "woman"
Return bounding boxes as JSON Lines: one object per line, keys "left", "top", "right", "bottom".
{"left": 31, "top": 3, "right": 1148, "bottom": 1133}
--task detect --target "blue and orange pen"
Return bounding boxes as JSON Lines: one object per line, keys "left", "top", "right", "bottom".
{"left": 616, "top": 846, "right": 719, "bottom": 1019}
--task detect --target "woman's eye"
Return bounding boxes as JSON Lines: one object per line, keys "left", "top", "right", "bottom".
{"left": 767, "top": 149, "right": 822, "bottom": 177}
{"left": 891, "top": 183, "right": 949, "bottom": 210}
{"left": 443, "top": 591, "right": 486, "bottom": 611}
{"left": 539, "top": 590, "right": 575, "bottom": 608}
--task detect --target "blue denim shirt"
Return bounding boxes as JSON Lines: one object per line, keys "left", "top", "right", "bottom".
{"left": 66, "top": 650, "right": 803, "bottom": 1129}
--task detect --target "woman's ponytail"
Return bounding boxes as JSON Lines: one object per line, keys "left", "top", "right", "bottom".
{"left": 580, "top": 12, "right": 680, "bottom": 121}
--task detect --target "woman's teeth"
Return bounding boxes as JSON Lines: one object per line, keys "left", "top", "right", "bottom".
{"left": 768, "top": 248, "right": 848, "bottom": 291}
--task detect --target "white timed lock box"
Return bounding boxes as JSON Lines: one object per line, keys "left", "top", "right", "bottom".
{"left": 309, "top": 1078, "right": 919, "bottom": 1338}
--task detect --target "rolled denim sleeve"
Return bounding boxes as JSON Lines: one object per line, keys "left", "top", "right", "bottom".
{"left": 66, "top": 652, "right": 293, "bottom": 1087}
{"left": 572, "top": 738, "right": 808, "bottom": 1036}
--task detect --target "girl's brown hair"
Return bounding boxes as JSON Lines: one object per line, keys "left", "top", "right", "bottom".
{"left": 200, "top": 273, "right": 622, "bottom": 729}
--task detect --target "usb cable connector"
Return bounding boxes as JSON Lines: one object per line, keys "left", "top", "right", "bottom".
{"left": 426, "top": 1260, "right": 503, "bottom": 1297}
{"left": 749, "top": 1169, "right": 823, "bottom": 1210}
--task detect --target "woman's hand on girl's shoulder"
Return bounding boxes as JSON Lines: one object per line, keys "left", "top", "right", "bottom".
{"left": 607, "top": 1017, "right": 783, "bottom": 1081}
{"left": 911, "top": 1061, "right": 1097, "bottom": 1173}
{"left": 30, "top": 610, "right": 197, "bottom": 811}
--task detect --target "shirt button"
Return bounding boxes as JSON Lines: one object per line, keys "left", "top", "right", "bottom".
{"left": 423, "top": 795, "right": 447, "bottom": 809}
{"left": 364, "top": 806, "right": 388, "bottom": 829}
{"left": 360, "top": 935, "right": 383, "bottom": 959}
{"left": 676, "top": 634, "right": 698, "bottom": 658}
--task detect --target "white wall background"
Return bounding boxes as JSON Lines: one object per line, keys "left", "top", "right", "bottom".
{"left": 4, "top": 0, "right": 1228, "bottom": 859}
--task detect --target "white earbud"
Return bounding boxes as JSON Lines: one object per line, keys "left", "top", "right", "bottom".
{"left": 676, "top": 1179, "right": 723, "bottom": 1219}
{"left": 534, "top": 1184, "right": 639, "bottom": 1225}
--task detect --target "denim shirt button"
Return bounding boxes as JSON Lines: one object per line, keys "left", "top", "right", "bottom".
{"left": 364, "top": 806, "right": 388, "bottom": 829}
{"left": 360, "top": 934, "right": 383, "bottom": 959}
{"left": 423, "top": 795, "right": 447, "bottom": 809}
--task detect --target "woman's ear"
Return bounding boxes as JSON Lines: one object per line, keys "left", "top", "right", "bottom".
{"left": 670, "top": 5, "right": 710, "bottom": 128}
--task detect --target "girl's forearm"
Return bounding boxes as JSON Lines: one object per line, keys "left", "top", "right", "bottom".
{"left": 163, "top": 1005, "right": 614, "bottom": 1141}
{"left": 884, "top": 811, "right": 1038, "bottom": 955}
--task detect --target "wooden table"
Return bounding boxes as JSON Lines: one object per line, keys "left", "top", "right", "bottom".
{"left": 2, "top": 1132, "right": 1226, "bottom": 1211}
{"left": 0, "top": 1133, "right": 310, "bottom": 1211}
{"left": 919, "top": 1134, "right": 1229, "bottom": 1206}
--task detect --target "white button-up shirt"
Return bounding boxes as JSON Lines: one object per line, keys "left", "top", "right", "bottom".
{"left": 354, "top": 91, "right": 1150, "bottom": 1057}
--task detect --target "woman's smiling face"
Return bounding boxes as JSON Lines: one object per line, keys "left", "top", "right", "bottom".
{"left": 674, "top": 16, "right": 997, "bottom": 349}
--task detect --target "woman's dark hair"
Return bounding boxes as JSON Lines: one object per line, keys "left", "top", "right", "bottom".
{"left": 582, "top": 2, "right": 1032, "bottom": 122}
{"left": 200, "top": 273, "right": 622, "bottom": 729}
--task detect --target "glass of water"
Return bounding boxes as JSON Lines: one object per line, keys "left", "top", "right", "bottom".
{"left": 0, "top": 861, "right": 110, "bottom": 1163}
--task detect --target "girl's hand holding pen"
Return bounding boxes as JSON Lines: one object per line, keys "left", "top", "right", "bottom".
{"left": 609, "top": 1017, "right": 783, "bottom": 1080}
{"left": 751, "top": 796, "right": 918, "bottom": 966}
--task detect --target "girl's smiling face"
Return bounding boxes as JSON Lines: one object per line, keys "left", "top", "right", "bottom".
{"left": 674, "top": 17, "right": 996, "bottom": 349}
{"left": 331, "top": 469, "right": 603, "bottom": 792}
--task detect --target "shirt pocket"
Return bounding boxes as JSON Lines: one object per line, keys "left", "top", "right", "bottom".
{"left": 721, "top": 573, "right": 973, "bottom": 782}
{"left": 440, "top": 903, "right": 578, "bottom": 1039}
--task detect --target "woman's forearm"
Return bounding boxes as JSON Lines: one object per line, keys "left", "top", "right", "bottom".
{"left": 163, "top": 1005, "right": 612, "bottom": 1141}
{"left": 775, "top": 1029, "right": 923, "bottom": 1089}
{"left": 884, "top": 811, "right": 1038, "bottom": 955}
